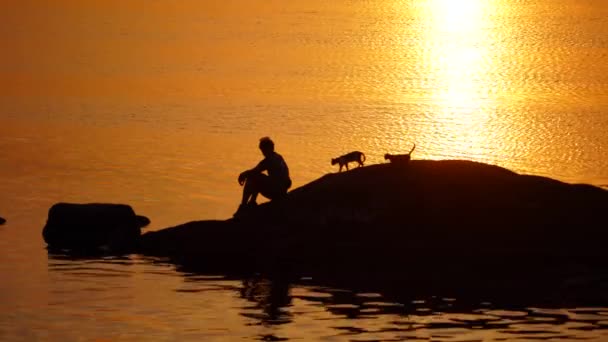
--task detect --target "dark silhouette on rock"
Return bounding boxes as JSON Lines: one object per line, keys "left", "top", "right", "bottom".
{"left": 0, "top": 216, "right": 5, "bottom": 225}
{"left": 139, "top": 160, "right": 607, "bottom": 271}
{"left": 136, "top": 159, "right": 608, "bottom": 304}
{"left": 43, "top": 203, "right": 149, "bottom": 253}
{"left": 41, "top": 160, "right": 608, "bottom": 301}
{"left": 331, "top": 150, "right": 366, "bottom": 172}
{"left": 385, "top": 143, "right": 416, "bottom": 165}
{"left": 235, "top": 137, "right": 292, "bottom": 217}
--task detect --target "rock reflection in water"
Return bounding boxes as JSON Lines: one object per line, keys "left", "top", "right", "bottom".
{"left": 181, "top": 270, "right": 608, "bottom": 341}
{"left": 240, "top": 276, "right": 293, "bottom": 326}
{"left": 45, "top": 251, "right": 608, "bottom": 341}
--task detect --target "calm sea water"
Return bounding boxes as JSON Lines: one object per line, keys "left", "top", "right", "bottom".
{"left": 1, "top": 0, "right": 608, "bottom": 340}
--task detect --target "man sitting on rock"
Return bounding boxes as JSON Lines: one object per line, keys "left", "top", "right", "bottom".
{"left": 235, "top": 137, "right": 292, "bottom": 217}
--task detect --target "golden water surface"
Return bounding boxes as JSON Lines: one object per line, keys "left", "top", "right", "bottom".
{"left": 1, "top": 0, "right": 607, "bottom": 340}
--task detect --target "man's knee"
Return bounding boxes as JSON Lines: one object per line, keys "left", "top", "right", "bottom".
{"left": 245, "top": 172, "right": 266, "bottom": 188}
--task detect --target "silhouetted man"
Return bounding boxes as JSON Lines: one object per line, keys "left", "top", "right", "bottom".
{"left": 235, "top": 137, "right": 291, "bottom": 216}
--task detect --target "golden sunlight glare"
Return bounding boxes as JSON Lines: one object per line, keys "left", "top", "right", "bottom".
{"left": 423, "top": 0, "right": 496, "bottom": 157}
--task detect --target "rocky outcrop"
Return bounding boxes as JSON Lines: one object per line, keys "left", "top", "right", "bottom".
{"left": 139, "top": 160, "right": 608, "bottom": 275}
{"left": 43, "top": 203, "right": 149, "bottom": 252}
{"left": 39, "top": 160, "right": 608, "bottom": 302}
{"left": 41, "top": 159, "right": 608, "bottom": 283}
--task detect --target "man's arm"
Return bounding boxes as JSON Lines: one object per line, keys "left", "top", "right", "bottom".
{"left": 250, "top": 159, "right": 268, "bottom": 174}
{"left": 238, "top": 170, "right": 249, "bottom": 185}
{"left": 238, "top": 160, "right": 267, "bottom": 185}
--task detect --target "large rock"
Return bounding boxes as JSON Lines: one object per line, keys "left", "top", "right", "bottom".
{"left": 43, "top": 203, "right": 147, "bottom": 252}
{"left": 139, "top": 160, "right": 608, "bottom": 271}
{"left": 135, "top": 160, "right": 608, "bottom": 303}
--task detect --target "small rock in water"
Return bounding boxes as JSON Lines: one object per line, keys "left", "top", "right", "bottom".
{"left": 136, "top": 215, "right": 151, "bottom": 228}
{"left": 42, "top": 202, "right": 144, "bottom": 252}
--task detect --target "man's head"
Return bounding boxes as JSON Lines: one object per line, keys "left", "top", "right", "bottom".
{"left": 259, "top": 137, "right": 275, "bottom": 156}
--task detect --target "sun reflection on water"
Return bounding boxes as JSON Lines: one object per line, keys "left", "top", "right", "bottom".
{"left": 416, "top": 0, "right": 499, "bottom": 161}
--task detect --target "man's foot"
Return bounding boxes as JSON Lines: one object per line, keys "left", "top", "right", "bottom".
{"left": 233, "top": 202, "right": 257, "bottom": 218}
{"left": 233, "top": 204, "right": 248, "bottom": 218}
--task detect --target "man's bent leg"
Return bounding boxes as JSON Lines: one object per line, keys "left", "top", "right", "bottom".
{"left": 260, "top": 180, "right": 288, "bottom": 201}
{"left": 242, "top": 172, "right": 266, "bottom": 205}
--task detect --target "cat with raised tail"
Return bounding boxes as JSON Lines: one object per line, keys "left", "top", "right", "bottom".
{"left": 331, "top": 151, "right": 366, "bottom": 172}
{"left": 384, "top": 143, "right": 416, "bottom": 164}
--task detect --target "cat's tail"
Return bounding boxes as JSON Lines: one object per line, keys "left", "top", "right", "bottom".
{"left": 409, "top": 143, "right": 416, "bottom": 154}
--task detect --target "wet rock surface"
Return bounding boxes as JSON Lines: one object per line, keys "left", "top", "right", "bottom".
{"left": 43, "top": 203, "right": 148, "bottom": 253}
{"left": 42, "top": 160, "right": 608, "bottom": 302}
{"left": 139, "top": 160, "right": 608, "bottom": 270}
